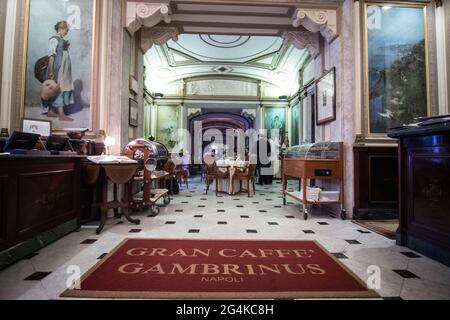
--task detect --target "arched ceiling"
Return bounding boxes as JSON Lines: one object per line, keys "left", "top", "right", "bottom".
{"left": 144, "top": 34, "right": 309, "bottom": 98}
{"left": 167, "top": 34, "right": 283, "bottom": 63}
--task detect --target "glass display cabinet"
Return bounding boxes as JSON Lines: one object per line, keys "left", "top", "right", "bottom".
{"left": 282, "top": 141, "right": 345, "bottom": 220}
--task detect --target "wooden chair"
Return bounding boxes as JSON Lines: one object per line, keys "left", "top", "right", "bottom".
{"left": 174, "top": 164, "right": 189, "bottom": 189}
{"left": 163, "top": 160, "right": 176, "bottom": 194}
{"left": 234, "top": 164, "right": 257, "bottom": 197}
{"left": 215, "top": 165, "right": 231, "bottom": 197}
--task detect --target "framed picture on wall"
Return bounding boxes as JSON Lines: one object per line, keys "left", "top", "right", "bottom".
{"left": 129, "top": 98, "right": 138, "bottom": 127}
{"left": 263, "top": 107, "right": 287, "bottom": 143}
{"left": 315, "top": 67, "right": 336, "bottom": 125}
{"left": 21, "top": 0, "right": 97, "bottom": 132}
{"left": 22, "top": 118, "right": 52, "bottom": 137}
{"left": 129, "top": 75, "right": 138, "bottom": 94}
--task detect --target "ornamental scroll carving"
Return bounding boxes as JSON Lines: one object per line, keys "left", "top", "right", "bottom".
{"left": 281, "top": 31, "right": 320, "bottom": 58}
{"left": 141, "top": 27, "right": 180, "bottom": 52}
{"left": 126, "top": 2, "right": 172, "bottom": 35}
{"left": 292, "top": 9, "right": 338, "bottom": 43}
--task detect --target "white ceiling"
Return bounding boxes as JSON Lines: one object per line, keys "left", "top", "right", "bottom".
{"left": 144, "top": 34, "right": 309, "bottom": 98}
{"left": 167, "top": 34, "right": 283, "bottom": 63}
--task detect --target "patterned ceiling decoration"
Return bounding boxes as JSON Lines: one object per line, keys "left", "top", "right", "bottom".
{"left": 145, "top": 34, "right": 309, "bottom": 98}
{"left": 165, "top": 34, "right": 284, "bottom": 66}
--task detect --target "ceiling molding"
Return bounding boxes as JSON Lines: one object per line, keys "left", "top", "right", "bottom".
{"left": 126, "top": 2, "right": 173, "bottom": 35}
{"left": 291, "top": 8, "right": 338, "bottom": 42}
{"left": 281, "top": 31, "right": 319, "bottom": 58}
{"left": 141, "top": 27, "right": 180, "bottom": 52}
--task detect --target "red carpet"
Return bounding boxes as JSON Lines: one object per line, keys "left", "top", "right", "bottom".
{"left": 62, "top": 239, "right": 379, "bottom": 299}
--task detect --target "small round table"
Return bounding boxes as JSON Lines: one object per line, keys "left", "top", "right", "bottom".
{"left": 83, "top": 162, "right": 140, "bottom": 234}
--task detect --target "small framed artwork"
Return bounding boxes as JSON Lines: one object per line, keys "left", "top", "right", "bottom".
{"left": 129, "top": 75, "right": 139, "bottom": 94}
{"left": 315, "top": 67, "right": 336, "bottom": 125}
{"left": 129, "top": 98, "right": 139, "bottom": 127}
{"left": 22, "top": 118, "right": 52, "bottom": 137}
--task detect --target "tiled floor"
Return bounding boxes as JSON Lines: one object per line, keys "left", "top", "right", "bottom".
{"left": 0, "top": 177, "right": 449, "bottom": 300}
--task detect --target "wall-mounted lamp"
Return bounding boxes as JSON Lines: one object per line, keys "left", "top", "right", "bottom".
{"left": 154, "top": 93, "right": 164, "bottom": 98}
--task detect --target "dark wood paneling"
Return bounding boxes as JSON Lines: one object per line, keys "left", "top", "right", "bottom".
{"left": 397, "top": 132, "right": 450, "bottom": 266}
{"left": 353, "top": 146, "right": 398, "bottom": 219}
{"left": 0, "top": 175, "right": 7, "bottom": 247}
{"left": 0, "top": 157, "right": 82, "bottom": 252}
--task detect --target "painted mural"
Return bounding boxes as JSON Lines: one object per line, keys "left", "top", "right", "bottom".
{"left": 366, "top": 4, "right": 428, "bottom": 134}
{"left": 157, "top": 106, "right": 179, "bottom": 149}
{"left": 23, "top": 0, "right": 95, "bottom": 130}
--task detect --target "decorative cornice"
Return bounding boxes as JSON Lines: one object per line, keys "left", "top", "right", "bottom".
{"left": 187, "top": 108, "right": 202, "bottom": 118}
{"left": 126, "top": 2, "right": 172, "bottom": 35}
{"left": 242, "top": 109, "right": 257, "bottom": 120}
{"left": 141, "top": 26, "right": 180, "bottom": 52}
{"left": 292, "top": 9, "right": 338, "bottom": 43}
{"left": 281, "top": 31, "right": 320, "bottom": 58}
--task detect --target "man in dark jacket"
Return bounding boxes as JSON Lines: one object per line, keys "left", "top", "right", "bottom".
{"left": 256, "top": 134, "right": 273, "bottom": 185}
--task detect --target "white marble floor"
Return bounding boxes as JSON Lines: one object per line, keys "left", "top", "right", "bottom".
{"left": 0, "top": 177, "right": 449, "bottom": 300}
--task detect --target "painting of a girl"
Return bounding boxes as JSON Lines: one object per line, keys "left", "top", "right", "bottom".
{"left": 43, "top": 21, "right": 74, "bottom": 122}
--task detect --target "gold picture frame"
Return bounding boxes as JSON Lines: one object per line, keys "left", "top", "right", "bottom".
{"left": 363, "top": 1, "right": 430, "bottom": 137}
{"left": 20, "top": 0, "right": 98, "bottom": 133}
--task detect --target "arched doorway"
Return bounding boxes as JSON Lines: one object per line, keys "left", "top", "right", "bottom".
{"left": 189, "top": 112, "right": 254, "bottom": 157}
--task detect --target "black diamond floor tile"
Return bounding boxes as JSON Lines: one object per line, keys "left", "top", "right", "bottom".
{"left": 97, "top": 253, "right": 108, "bottom": 260}
{"left": 165, "top": 221, "right": 176, "bottom": 225}
{"left": 129, "top": 229, "right": 142, "bottom": 233}
{"left": 357, "top": 229, "right": 371, "bottom": 234}
{"left": 240, "top": 215, "right": 250, "bottom": 219}
{"left": 246, "top": 230, "right": 258, "bottom": 234}
{"left": 189, "top": 229, "right": 200, "bottom": 233}
{"left": 303, "top": 230, "right": 315, "bottom": 234}
{"left": 24, "top": 272, "right": 52, "bottom": 281}
{"left": 401, "top": 252, "right": 421, "bottom": 258}
{"left": 81, "top": 239, "right": 98, "bottom": 244}
{"left": 268, "top": 222, "right": 279, "bottom": 226}
{"left": 332, "top": 252, "right": 348, "bottom": 259}
{"left": 345, "top": 240, "right": 361, "bottom": 245}
{"left": 393, "top": 270, "right": 419, "bottom": 279}
{"left": 23, "top": 252, "right": 40, "bottom": 260}
{"left": 318, "top": 222, "right": 329, "bottom": 226}
{"left": 218, "top": 221, "right": 228, "bottom": 225}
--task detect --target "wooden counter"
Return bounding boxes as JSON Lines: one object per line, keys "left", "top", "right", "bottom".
{"left": 0, "top": 155, "right": 83, "bottom": 262}
{"left": 388, "top": 122, "right": 450, "bottom": 266}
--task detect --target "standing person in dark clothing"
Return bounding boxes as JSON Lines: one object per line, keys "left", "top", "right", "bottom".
{"left": 256, "top": 134, "right": 274, "bottom": 185}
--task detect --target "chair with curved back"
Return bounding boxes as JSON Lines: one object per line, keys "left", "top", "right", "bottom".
{"left": 234, "top": 163, "right": 257, "bottom": 197}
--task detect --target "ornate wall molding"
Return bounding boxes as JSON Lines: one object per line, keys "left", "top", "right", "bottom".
{"left": 126, "top": 2, "right": 172, "bottom": 35}
{"left": 242, "top": 109, "right": 257, "bottom": 120}
{"left": 187, "top": 108, "right": 202, "bottom": 118}
{"left": 292, "top": 9, "right": 338, "bottom": 43}
{"left": 281, "top": 31, "right": 320, "bottom": 58}
{"left": 141, "top": 26, "right": 180, "bottom": 52}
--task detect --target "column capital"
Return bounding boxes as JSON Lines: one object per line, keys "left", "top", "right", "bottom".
{"left": 282, "top": 31, "right": 320, "bottom": 58}
{"left": 292, "top": 9, "right": 338, "bottom": 43}
{"left": 141, "top": 26, "right": 180, "bottom": 52}
{"left": 126, "top": 2, "right": 172, "bottom": 35}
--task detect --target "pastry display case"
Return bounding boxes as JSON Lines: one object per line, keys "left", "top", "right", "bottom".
{"left": 282, "top": 141, "right": 345, "bottom": 220}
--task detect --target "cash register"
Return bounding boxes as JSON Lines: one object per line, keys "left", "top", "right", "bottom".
{"left": 3, "top": 131, "right": 43, "bottom": 155}
{"left": 3, "top": 131, "right": 77, "bottom": 155}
